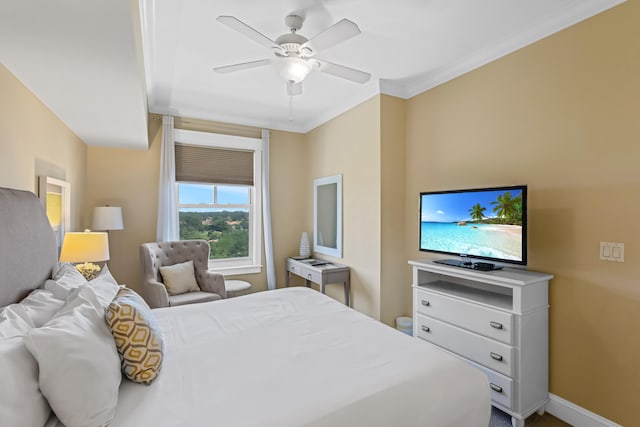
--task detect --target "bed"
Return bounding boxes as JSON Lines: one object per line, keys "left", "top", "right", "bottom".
{"left": 0, "top": 187, "right": 490, "bottom": 427}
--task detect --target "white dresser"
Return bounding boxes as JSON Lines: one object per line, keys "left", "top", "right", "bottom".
{"left": 410, "top": 259, "right": 553, "bottom": 427}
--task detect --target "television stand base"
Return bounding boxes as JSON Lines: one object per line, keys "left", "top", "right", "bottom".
{"left": 433, "top": 259, "right": 503, "bottom": 271}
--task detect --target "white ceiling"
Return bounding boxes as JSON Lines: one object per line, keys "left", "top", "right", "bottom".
{"left": 1, "top": 0, "right": 625, "bottom": 149}
{"left": 0, "top": 0, "right": 148, "bottom": 149}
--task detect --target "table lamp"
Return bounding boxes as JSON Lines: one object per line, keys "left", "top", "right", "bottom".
{"left": 92, "top": 206, "right": 124, "bottom": 231}
{"left": 59, "top": 231, "right": 110, "bottom": 280}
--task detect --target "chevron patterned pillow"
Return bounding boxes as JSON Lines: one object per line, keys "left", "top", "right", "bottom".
{"left": 105, "top": 287, "right": 164, "bottom": 384}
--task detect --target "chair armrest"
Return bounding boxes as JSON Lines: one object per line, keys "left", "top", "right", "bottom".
{"left": 141, "top": 279, "right": 169, "bottom": 308}
{"left": 199, "top": 271, "right": 227, "bottom": 299}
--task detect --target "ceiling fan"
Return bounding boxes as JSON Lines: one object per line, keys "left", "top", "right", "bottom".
{"left": 213, "top": 14, "right": 371, "bottom": 96}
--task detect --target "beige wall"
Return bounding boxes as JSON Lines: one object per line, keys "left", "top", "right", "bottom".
{"left": 268, "top": 130, "right": 309, "bottom": 287}
{"left": 0, "top": 64, "right": 86, "bottom": 231}
{"left": 84, "top": 123, "right": 161, "bottom": 293}
{"left": 305, "top": 96, "right": 383, "bottom": 318}
{"left": 379, "top": 95, "right": 409, "bottom": 326}
{"left": 404, "top": 2, "right": 639, "bottom": 424}
{"left": 84, "top": 118, "right": 307, "bottom": 293}
{"left": 301, "top": 94, "right": 409, "bottom": 324}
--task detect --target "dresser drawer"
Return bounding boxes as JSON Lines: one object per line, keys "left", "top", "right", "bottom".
{"left": 287, "top": 261, "right": 302, "bottom": 275}
{"left": 467, "top": 359, "right": 514, "bottom": 410}
{"left": 415, "top": 288, "right": 513, "bottom": 345}
{"left": 290, "top": 263, "right": 322, "bottom": 283}
{"left": 416, "top": 314, "right": 514, "bottom": 377}
{"left": 302, "top": 267, "right": 321, "bottom": 283}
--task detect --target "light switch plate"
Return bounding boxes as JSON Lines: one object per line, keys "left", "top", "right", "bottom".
{"left": 600, "top": 242, "right": 624, "bottom": 262}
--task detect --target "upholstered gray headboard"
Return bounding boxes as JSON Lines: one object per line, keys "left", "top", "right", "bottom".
{"left": 0, "top": 187, "right": 57, "bottom": 306}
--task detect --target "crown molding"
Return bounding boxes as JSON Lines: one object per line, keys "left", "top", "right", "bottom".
{"left": 154, "top": 85, "right": 380, "bottom": 134}
{"left": 381, "top": 0, "right": 626, "bottom": 99}
{"left": 148, "top": 0, "right": 626, "bottom": 134}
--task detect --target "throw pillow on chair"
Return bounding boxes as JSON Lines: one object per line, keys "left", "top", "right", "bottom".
{"left": 159, "top": 261, "right": 200, "bottom": 295}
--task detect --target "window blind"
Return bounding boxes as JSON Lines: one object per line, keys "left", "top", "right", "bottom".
{"left": 175, "top": 143, "right": 254, "bottom": 185}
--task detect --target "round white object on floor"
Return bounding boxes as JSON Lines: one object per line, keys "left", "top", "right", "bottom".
{"left": 225, "top": 280, "right": 252, "bottom": 297}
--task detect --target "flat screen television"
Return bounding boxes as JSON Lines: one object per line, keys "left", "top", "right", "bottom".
{"left": 419, "top": 185, "right": 527, "bottom": 267}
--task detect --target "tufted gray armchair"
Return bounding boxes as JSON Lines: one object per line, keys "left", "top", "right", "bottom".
{"left": 139, "top": 240, "right": 227, "bottom": 308}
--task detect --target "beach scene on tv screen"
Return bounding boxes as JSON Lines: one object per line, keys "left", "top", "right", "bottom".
{"left": 420, "top": 189, "right": 524, "bottom": 261}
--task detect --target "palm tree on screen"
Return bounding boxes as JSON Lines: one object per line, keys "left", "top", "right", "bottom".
{"left": 469, "top": 204, "right": 486, "bottom": 222}
{"left": 491, "top": 192, "right": 519, "bottom": 224}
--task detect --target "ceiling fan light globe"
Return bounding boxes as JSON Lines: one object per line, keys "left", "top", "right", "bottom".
{"left": 277, "top": 57, "right": 312, "bottom": 83}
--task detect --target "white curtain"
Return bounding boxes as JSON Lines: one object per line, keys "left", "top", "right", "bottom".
{"left": 156, "top": 115, "right": 179, "bottom": 241}
{"left": 261, "top": 129, "right": 276, "bottom": 290}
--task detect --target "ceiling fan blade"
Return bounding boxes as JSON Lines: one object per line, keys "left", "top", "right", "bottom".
{"left": 287, "top": 81, "right": 303, "bottom": 96}
{"left": 217, "top": 16, "right": 284, "bottom": 54}
{"left": 301, "top": 19, "right": 361, "bottom": 55}
{"left": 315, "top": 59, "right": 370, "bottom": 84}
{"left": 213, "top": 59, "right": 273, "bottom": 74}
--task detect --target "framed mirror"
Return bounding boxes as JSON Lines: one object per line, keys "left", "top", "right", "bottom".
{"left": 38, "top": 176, "right": 71, "bottom": 254}
{"left": 313, "top": 174, "right": 342, "bottom": 257}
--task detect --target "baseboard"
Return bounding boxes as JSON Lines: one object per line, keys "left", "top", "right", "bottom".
{"left": 546, "top": 394, "right": 622, "bottom": 427}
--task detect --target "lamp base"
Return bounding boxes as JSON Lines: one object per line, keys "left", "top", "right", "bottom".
{"left": 75, "top": 262, "right": 102, "bottom": 280}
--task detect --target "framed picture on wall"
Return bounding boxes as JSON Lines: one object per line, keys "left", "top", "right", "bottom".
{"left": 39, "top": 176, "right": 71, "bottom": 254}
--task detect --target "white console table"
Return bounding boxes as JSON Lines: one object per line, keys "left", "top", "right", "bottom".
{"left": 285, "top": 258, "right": 350, "bottom": 306}
{"left": 410, "top": 259, "right": 553, "bottom": 427}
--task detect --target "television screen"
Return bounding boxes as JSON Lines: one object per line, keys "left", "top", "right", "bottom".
{"left": 419, "top": 185, "right": 527, "bottom": 265}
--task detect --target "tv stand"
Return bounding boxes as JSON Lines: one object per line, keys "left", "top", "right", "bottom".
{"left": 434, "top": 258, "right": 503, "bottom": 271}
{"left": 410, "top": 259, "right": 553, "bottom": 427}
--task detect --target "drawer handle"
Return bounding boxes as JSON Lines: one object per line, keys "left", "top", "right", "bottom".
{"left": 490, "top": 352, "right": 504, "bottom": 362}
{"left": 490, "top": 383, "right": 503, "bottom": 393}
{"left": 490, "top": 321, "right": 503, "bottom": 330}
{"left": 421, "top": 300, "right": 430, "bottom": 307}
{"left": 307, "top": 274, "right": 312, "bottom": 280}
{"left": 421, "top": 325, "right": 431, "bottom": 333}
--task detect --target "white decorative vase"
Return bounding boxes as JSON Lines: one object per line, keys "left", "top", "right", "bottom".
{"left": 299, "top": 232, "right": 310, "bottom": 258}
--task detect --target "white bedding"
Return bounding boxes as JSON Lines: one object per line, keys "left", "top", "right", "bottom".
{"left": 50, "top": 287, "right": 490, "bottom": 427}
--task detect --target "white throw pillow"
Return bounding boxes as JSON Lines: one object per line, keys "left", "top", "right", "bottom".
{"left": 24, "top": 285, "right": 122, "bottom": 427}
{"left": 159, "top": 260, "right": 200, "bottom": 295}
{"left": 44, "top": 262, "right": 87, "bottom": 300}
{"left": 0, "top": 304, "right": 35, "bottom": 338}
{"left": 67, "top": 265, "right": 120, "bottom": 311}
{"left": 0, "top": 337, "right": 51, "bottom": 427}
{"left": 19, "top": 289, "right": 65, "bottom": 327}
{"left": 90, "top": 265, "right": 120, "bottom": 306}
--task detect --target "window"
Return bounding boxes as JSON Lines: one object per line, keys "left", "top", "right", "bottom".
{"left": 174, "top": 129, "right": 262, "bottom": 275}
{"left": 178, "top": 183, "right": 251, "bottom": 259}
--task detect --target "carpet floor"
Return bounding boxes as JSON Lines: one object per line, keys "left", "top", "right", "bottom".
{"left": 490, "top": 407, "right": 514, "bottom": 427}
{"left": 489, "top": 407, "right": 571, "bottom": 427}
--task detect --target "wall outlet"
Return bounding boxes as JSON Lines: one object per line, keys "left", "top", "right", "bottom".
{"left": 600, "top": 242, "right": 624, "bottom": 262}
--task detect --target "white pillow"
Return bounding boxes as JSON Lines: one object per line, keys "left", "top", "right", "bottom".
{"left": 90, "top": 265, "right": 120, "bottom": 307}
{"left": 67, "top": 265, "right": 120, "bottom": 311}
{"left": 0, "top": 337, "right": 51, "bottom": 427}
{"left": 52, "top": 261, "right": 85, "bottom": 282}
{"left": 159, "top": 260, "right": 200, "bottom": 295}
{"left": 19, "top": 289, "right": 65, "bottom": 327}
{"left": 44, "top": 262, "right": 87, "bottom": 300}
{"left": 0, "top": 304, "right": 34, "bottom": 339}
{"left": 24, "top": 285, "right": 122, "bottom": 427}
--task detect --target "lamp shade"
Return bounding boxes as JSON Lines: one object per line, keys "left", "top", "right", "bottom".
{"left": 59, "top": 232, "right": 110, "bottom": 263}
{"left": 92, "top": 206, "right": 124, "bottom": 231}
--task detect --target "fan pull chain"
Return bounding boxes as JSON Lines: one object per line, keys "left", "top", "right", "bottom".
{"left": 289, "top": 95, "right": 294, "bottom": 122}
